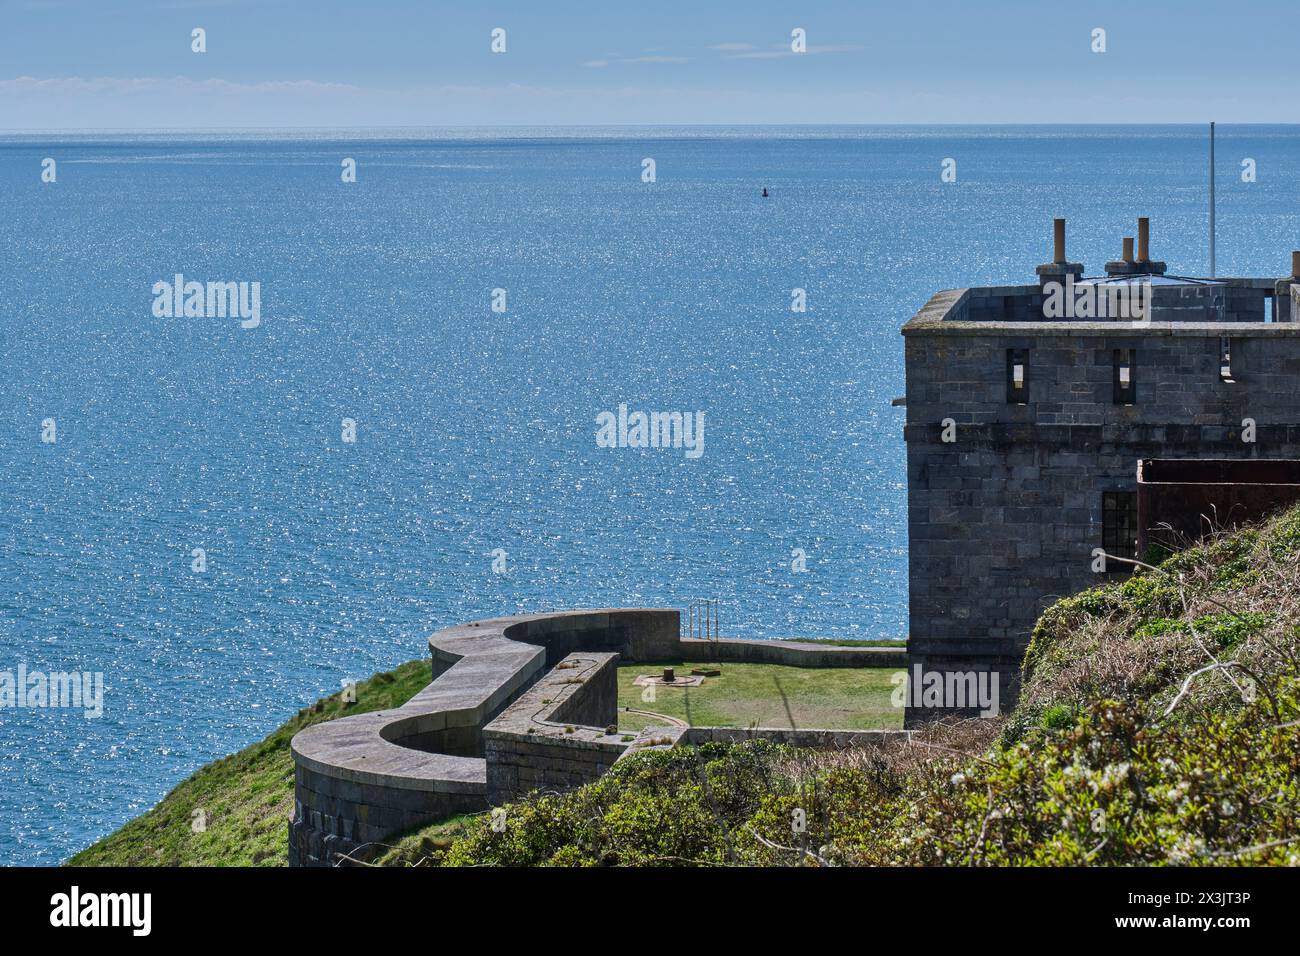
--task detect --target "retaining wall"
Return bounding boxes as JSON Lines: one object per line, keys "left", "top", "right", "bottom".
{"left": 483, "top": 652, "right": 627, "bottom": 804}
{"left": 684, "top": 727, "right": 908, "bottom": 748}
{"left": 290, "top": 609, "right": 677, "bottom": 866}
{"left": 681, "top": 637, "right": 904, "bottom": 667}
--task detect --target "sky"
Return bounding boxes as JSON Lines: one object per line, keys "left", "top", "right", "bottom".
{"left": 0, "top": 0, "right": 1293, "bottom": 129}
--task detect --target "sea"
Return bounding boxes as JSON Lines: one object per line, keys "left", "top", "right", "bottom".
{"left": 3, "top": 124, "right": 1300, "bottom": 864}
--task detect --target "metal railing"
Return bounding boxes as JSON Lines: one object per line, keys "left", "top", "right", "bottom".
{"left": 685, "top": 599, "right": 719, "bottom": 641}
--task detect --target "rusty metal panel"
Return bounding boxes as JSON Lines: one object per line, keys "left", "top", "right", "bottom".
{"left": 1136, "top": 458, "right": 1300, "bottom": 554}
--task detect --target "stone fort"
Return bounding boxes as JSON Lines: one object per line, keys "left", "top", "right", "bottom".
{"left": 902, "top": 217, "right": 1300, "bottom": 722}
{"left": 288, "top": 217, "right": 1300, "bottom": 863}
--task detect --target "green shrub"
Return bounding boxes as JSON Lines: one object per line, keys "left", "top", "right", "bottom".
{"left": 438, "top": 687, "right": 1300, "bottom": 867}
{"left": 1040, "top": 704, "right": 1075, "bottom": 730}
{"left": 1134, "top": 612, "right": 1272, "bottom": 650}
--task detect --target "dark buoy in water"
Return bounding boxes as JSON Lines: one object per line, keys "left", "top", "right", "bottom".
{"left": 761, "top": 186, "right": 769, "bottom": 198}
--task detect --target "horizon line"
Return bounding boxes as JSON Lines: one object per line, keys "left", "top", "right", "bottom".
{"left": 2, "top": 121, "right": 1285, "bottom": 134}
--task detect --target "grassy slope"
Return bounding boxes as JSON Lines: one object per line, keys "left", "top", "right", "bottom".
{"left": 68, "top": 659, "right": 431, "bottom": 866}
{"left": 616, "top": 661, "right": 903, "bottom": 731}
{"left": 408, "top": 506, "right": 1300, "bottom": 867}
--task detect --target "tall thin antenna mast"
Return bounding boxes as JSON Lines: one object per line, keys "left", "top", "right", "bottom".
{"left": 1209, "top": 121, "right": 1216, "bottom": 278}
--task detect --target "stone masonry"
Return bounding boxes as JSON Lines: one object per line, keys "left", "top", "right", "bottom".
{"left": 289, "top": 608, "right": 908, "bottom": 866}
{"left": 483, "top": 652, "right": 627, "bottom": 804}
{"left": 902, "top": 241, "right": 1300, "bottom": 724}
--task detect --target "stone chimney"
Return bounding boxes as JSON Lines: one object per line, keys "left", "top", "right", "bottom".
{"left": 1133, "top": 216, "right": 1167, "bottom": 275}
{"left": 1105, "top": 235, "right": 1142, "bottom": 277}
{"left": 1035, "top": 218, "right": 1084, "bottom": 287}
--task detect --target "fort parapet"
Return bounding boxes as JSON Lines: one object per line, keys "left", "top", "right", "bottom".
{"left": 288, "top": 609, "right": 907, "bottom": 866}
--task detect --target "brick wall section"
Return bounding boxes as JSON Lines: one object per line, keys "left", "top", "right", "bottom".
{"left": 902, "top": 284, "right": 1300, "bottom": 723}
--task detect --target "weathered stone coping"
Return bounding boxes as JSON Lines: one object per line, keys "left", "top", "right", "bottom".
{"left": 902, "top": 286, "right": 1300, "bottom": 337}
{"left": 483, "top": 652, "right": 624, "bottom": 744}
{"left": 291, "top": 609, "right": 681, "bottom": 794}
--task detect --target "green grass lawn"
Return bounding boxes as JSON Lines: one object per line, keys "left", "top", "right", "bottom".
{"left": 67, "top": 659, "right": 433, "bottom": 867}
{"left": 617, "top": 662, "right": 904, "bottom": 732}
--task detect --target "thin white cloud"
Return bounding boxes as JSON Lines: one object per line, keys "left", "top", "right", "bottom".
{"left": 708, "top": 42, "right": 757, "bottom": 52}
{"left": 579, "top": 54, "right": 690, "bottom": 67}
{"left": 0, "top": 75, "right": 360, "bottom": 94}
{"left": 725, "top": 44, "right": 864, "bottom": 59}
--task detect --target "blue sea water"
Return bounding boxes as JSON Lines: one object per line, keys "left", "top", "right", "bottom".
{"left": 3, "top": 125, "right": 1300, "bottom": 865}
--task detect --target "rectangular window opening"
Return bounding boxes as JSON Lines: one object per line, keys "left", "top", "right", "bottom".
{"left": 1102, "top": 491, "right": 1138, "bottom": 568}
{"left": 1219, "top": 336, "right": 1235, "bottom": 383}
{"left": 1006, "top": 348, "right": 1029, "bottom": 404}
{"left": 1113, "top": 348, "right": 1137, "bottom": 405}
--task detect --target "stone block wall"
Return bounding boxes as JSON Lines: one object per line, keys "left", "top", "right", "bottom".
{"left": 506, "top": 608, "right": 682, "bottom": 664}
{"left": 483, "top": 652, "right": 624, "bottom": 805}
{"left": 290, "top": 610, "right": 915, "bottom": 865}
{"left": 289, "top": 609, "right": 678, "bottom": 866}
{"left": 288, "top": 760, "right": 485, "bottom": 867}
{"left": 678, "top": 637, "right": 905, "bottom": 667}
{"left": 902, "top": 291, "right": 1300, "bottom": 722}
{"left": 958, "top": 279, "right": 1283, "bottom": 326}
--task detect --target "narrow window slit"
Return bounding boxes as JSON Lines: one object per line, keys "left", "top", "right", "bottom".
{"left": 1219, "top": 336, "right": 1235, "bottom": 383}
{"left": 1113, "top": 348, "right": 1137, "bottom": 404}
{"left": 1006, "top": 348, "right": 1029, "bottom": 404}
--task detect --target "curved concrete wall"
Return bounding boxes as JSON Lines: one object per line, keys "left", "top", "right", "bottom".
{"left": 289, "top": 609, "right": 680, "bottom": 866}
{"left": 288, "top": 608, "right": 906, "bottom": 866}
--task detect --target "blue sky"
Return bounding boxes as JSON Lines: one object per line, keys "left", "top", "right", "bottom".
{"left": 0, "top": 0, "right": 1292, "bottom": 128}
